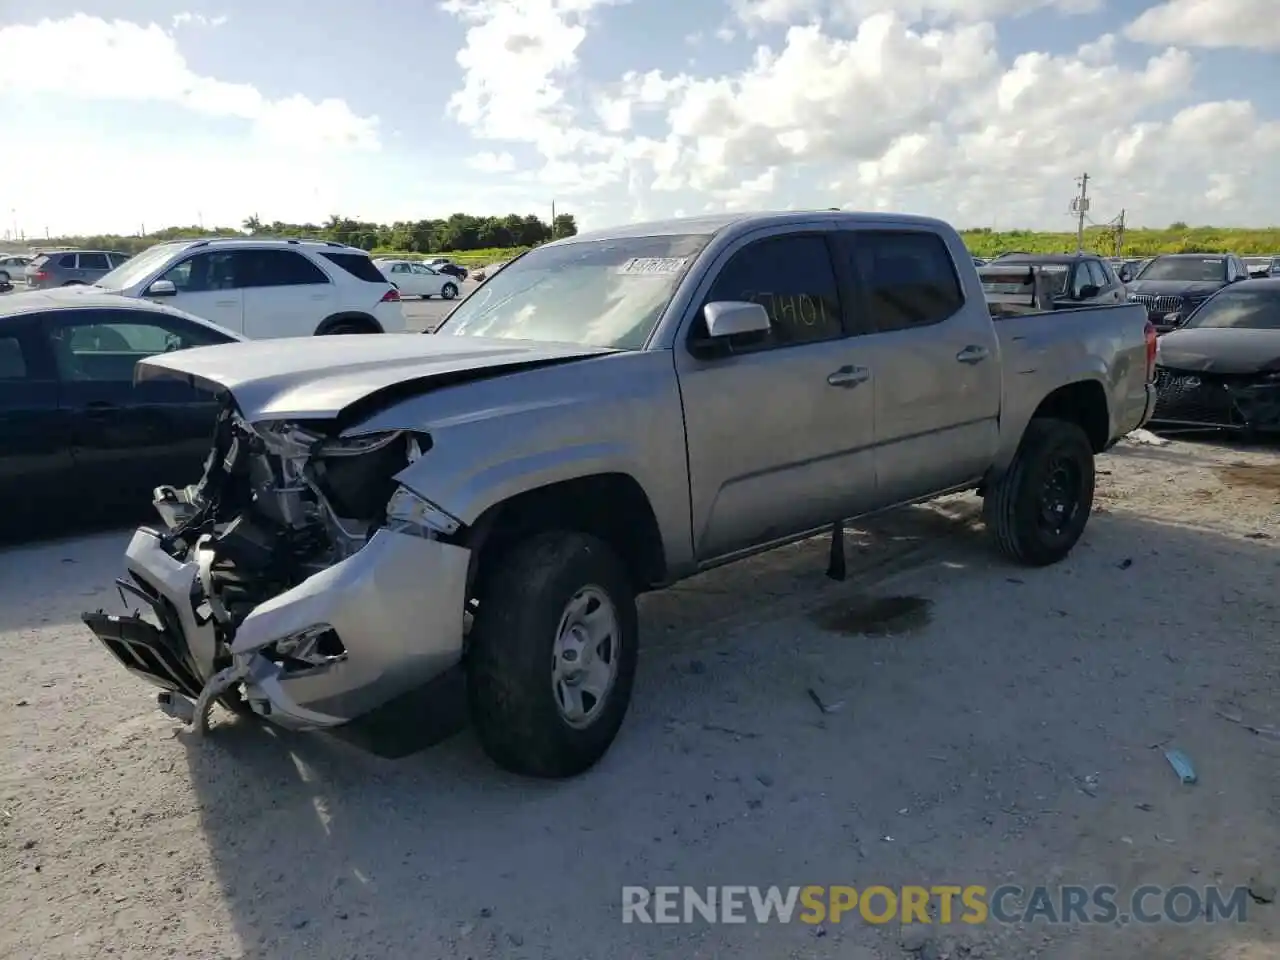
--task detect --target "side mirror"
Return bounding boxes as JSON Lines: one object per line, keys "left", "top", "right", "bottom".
{"left": 1164, "top": 312, "right": 1182, "bottom": 328}
{"left": 1078, "top": 284, "right": 1100, "bottom": 300}
{"left": 703, "top": 300, "right": 771, "bottom": 339}
{"left": 1118, "top": 268, "right": 1131, "bottom": 282}
{"left": 146, "top": 279, "right": 177, "bottom": 297}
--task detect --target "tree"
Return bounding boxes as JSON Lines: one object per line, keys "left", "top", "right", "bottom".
{"left": 552, "top": 213, "right": 578, "bottom": 240}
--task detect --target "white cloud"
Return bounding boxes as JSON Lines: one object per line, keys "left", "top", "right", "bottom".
{"left": 171, "top": 12, "right": 228, "bottom": 29}
{"left": 0, "top": 15, "right": 379, "bottom": 150}
{"left": 0, "top": 14, "right": 388, "bottom": 235}
{"left": 443, "top": 2, "right": 1280, "bottom": 231}
{"left": 1124, "top": 0, "right": 1280, "bottom": 52}
{"left": 732, "top": 0, "right": 1101, "bottom": 29}
{"left": 469, "top": 151, "right": 518, "bottom": 172}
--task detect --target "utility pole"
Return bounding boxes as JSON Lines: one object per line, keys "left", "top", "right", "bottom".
{"left": 1071, "top": 173, "right": 1090, "bottom": 253}
{"left": 1114, "top": 208, "right": 1126, "bottom": 257}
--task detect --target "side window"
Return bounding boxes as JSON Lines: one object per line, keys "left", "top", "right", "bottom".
{"left": 108, "top": 253, "right": 131, "bottom": 268}
{"left": 411, "top": 264, "right": 435, "bottom": 275}
{"left": 696, "top": 234, "right": 844, "bottom": 350}
{"left": 78, "top": 253, "right": 109, "bottom": 271}
{"left": 58, "top": 254, "right": 77, "bottom": 268}
{"left": 243, "top": 249, "right": 330, "bottom": 287}
{"left": 845, "top": 231, "right": 964, "bottom": 332}
{"left": 1087, "top": 260, "right": 1109, "bottom": 290}
{"left": 49, "top": 310, "right": 228, "bottom": 382}
{"left": 0, "top": 334, "right": 29, "bottom": 380}
{"left": 161, "top": 252, "right": 239, "bottom": 293}
{"left": 1069, "top": 263, "right": 1091, "bottom": 298}
{"left": 390, "top": 263, "right": 409, "bottom": 274}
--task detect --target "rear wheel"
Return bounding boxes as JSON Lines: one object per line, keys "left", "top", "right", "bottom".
{"left": 467, "top": 531, "right": 638, "bottom": 778}
{"left": 318, "top": 318, "right": 377, "bottom": 335}
{"left": 62, "top": 280, "right": 85, "bottom": 286}
{"left": 984, "top": 417, "right": 1095, "bottom": 566}
{"left": 0, "top": 271, "right": 9, "bottom": 284}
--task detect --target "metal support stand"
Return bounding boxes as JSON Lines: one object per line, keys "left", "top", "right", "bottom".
{"left": 827, "top": 519, "right": 846, "bottom": 581}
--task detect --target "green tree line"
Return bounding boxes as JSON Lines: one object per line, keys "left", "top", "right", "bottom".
{"left": 35, "top": 211, "right": 579, "bottom": 259}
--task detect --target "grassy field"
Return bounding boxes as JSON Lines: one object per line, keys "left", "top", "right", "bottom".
{"left": 961, "top": 226, "right": 1280, "bottom": 257}
{"left": 371, "top": 246, "right": 527, "bottom": 266}
{"left": 382, "top": 227, "right": 1280, "bottom": 266}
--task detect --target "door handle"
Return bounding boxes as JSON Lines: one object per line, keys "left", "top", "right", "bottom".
{"left": 956, "top": 345, "right": 990, "bottom": 364}
{"left": 826, "top": 365, "right": 870, "bottom": 388}
{"left": 83, "top": 401, "right": 118, "bottom": 418}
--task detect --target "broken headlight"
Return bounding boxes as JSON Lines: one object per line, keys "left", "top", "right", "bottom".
{"left": 385, "top": 485, "right": 461, "bottom": 537}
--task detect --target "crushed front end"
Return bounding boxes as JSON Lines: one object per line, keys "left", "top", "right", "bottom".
{"left": 1151, "top": 366, "right": 1280, "bottom": 435}
{"left": 82, "top": 402, "right": 472, "bottom": 751}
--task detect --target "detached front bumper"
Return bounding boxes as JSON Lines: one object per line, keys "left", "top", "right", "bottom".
{"left": 83, "top": 526, "right": 471, "bottom": 741}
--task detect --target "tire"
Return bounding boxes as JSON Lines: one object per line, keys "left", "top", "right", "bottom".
{"left": 441, "top": 282, "right": 458, "bottom": 300}
{"left": 62, "top": 280, "right": 85, "bottom": 286}
{"left": 984, "top": 417, "right": 1095, "bottom": 566}
{"left": 467, "top": 531, "right": 638, "bottom": 778}
{"left": 319, "top": 319, "right": 375, "bottom": 335}
{"left": 0, "top": 271, "right": 9, "bottom": 284}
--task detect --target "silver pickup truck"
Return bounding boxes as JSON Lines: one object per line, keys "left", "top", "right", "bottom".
{"left": 83, "top": 211, "right": 1158, "bottom": 778}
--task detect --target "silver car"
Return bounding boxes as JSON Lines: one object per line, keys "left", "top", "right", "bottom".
{"left": 25, "top": 249, "right": 132, "bottom": 289}
{"left": 0, "top": 255, "right": 31, "bottom": 284}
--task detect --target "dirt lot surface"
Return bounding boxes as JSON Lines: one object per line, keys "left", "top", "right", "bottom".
{"left": 2, "top": 434, "right": 1278, "bottom": 960}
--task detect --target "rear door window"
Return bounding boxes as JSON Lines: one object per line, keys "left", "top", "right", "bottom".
{"left": 58, "top": 254, "right": 77, "bottom": 268}
{"left": 244, "top": 249, "right": 331, "bottom": 287}
{"left": 840, "top": 231, "right": 964, "bottom": 332}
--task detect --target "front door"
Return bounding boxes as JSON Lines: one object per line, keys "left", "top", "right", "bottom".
{"left": 151, "top": 250, "right": 245, "bottom": 334}
{"left": 46, "top": 308, "right": 228, "bottom": 510}
{"left": 0, "top": 318, "right": 72, "bottom": 537}
{"left": 675, "top": 231, "right": 879, "bottom": 562}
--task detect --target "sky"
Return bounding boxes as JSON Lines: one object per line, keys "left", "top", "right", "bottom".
{"left": 0, "top": 0, "right": 1277, "bottom": 237}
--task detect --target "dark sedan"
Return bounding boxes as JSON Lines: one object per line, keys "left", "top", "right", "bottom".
{"left": 1151, "top": 278, "right": 1280, "bottom": 437}
{"left": 1127, "top": 253, "right": 1251, "bottom": 333}
{"left": 0, "top": 289, "right": 243, "bottom": 537}
{"left": 426, "top": 258, "right": 468, "bottom": 281}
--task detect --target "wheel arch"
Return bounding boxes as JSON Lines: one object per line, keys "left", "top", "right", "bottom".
{"left": 463, "top": 472, "right": 667, "bottom": 597}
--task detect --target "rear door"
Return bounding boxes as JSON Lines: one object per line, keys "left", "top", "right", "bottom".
{"left": 834, "top": 228, "right": 1002, "bottom": 503}
{"left": 47, "top": 308, "right": 231, "bottom": 510}
{"left": 76, "top": 251, "right": 111, "bottom": 284}
{"left": 0, "top": 317, "right": 71, "bottom": 534}
{"left": 1088, "top": 259, "right": 1123, "bottom": 303}
{"left": 239, "top": 249, "right": 336, "bottom": 338}
{"left": 151, "top": 250, "right": 245, "bottom": 334}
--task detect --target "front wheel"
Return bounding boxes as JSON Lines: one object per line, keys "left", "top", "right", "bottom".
{"left": 467, "top": 531, "right": 638, "bottom": 778}
{"left": 983, "top": 417, "right": 1095, "bottom": 566}
{"left": 441, "top": 282, "right": 458, "bottom": 300}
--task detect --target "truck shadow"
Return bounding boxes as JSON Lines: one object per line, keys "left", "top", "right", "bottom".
{"left": 179, "top": 503, "right": 1280, "bottom": 960}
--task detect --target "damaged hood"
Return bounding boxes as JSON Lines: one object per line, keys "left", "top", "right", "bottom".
{"left": 136, "top": 333, "right": 615, "bottom": 422}
{"left": 1156, "top": 327, "right": 1280, "bottom": 375}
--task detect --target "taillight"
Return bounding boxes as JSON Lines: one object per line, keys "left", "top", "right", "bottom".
{"left": 1144, "top": 320, "right": 1157, "bottom": 381}
{"left": 381, "top": 288, "right": 400, "bottom": 303}
{"left": 33, "top": 270, "right": 48, "bottom": 281}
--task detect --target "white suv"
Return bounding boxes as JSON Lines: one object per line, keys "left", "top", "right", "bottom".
{"left": 84, "top": 237, "right": 406, "bottom": 338}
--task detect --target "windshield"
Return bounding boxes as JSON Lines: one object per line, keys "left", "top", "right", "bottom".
{"left": 1184, "top": 289, "right": 1280, "bottom": 330}
{"left": 94, "top": 243, "right": 180, "bottom": 290}
{"left": 979, "top": 263, "right": 1069, "bottom": 297}
{"left": 1136, "top": 257, "right": 1226, "bottom": 282}
{"left": 436, "top": 233, "right": 710, "bottom": 349}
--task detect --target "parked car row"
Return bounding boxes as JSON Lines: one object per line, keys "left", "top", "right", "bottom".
{"left": 11, "top": 237, "right": 406, "bottom": 339}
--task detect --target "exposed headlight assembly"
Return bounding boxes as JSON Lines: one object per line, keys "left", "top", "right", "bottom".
{"left": 317, "top": 430, "right": 404, "bottom": 457}
{"left": 385, "top": 485, "right": 461, "bottom": 537}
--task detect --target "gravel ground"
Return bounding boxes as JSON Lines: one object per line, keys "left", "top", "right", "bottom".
{"left": 1, "top": 434, "right": 1278, "bottom": 960}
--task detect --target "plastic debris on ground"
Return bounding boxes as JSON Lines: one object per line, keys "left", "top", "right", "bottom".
{"left": 1124, "top": 428, "right": 1170, "bottom": 446}
{"left": 1163, "top": 748, "right": 1197, "bottom": 784}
